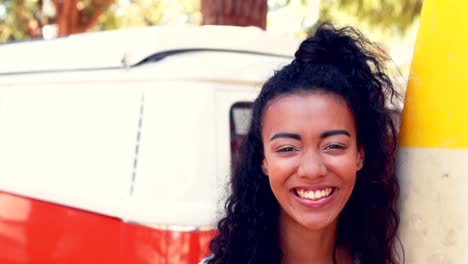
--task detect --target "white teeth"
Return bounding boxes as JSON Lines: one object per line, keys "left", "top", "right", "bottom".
{"left": 314, "top": 190, "right": 321, "bottom": 198}
{"left": 296, "top": 188, "right": 333, "bottom": 201}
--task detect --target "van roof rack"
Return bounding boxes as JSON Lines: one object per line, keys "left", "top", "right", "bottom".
{"left": 132, "top": 48, "right": 292, "bottom": 66}
{"left": 0, "top": 48, "right": 293, "bottom": 76}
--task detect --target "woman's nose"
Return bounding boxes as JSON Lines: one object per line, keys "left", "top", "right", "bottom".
{"left": 297, "top": 150, "right": 327, "bottom": 179}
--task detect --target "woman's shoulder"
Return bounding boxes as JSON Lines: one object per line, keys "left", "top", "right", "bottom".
{"left": 199, "top": 255, "right": 213, "bottom": 264}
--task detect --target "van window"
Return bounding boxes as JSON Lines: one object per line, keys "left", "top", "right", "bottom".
{"left": 230, "top": 102, "right": 252, "bottom": 173}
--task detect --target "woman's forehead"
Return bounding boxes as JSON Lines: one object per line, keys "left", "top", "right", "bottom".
{"left": 261, "top": 92, "right": 356, "bottom": 139}
{"left": 265, "top": 90, "right": 347, "bottom": 110}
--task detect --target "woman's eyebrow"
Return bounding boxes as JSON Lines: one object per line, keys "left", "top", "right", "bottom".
{"left": 270, "top": 132, "right": 302, "bottom": 141}
{"left": 320, "top": 130, "right": 350, "bottom": 139}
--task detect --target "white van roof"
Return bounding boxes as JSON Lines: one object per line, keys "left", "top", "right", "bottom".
{"left": 0, "top": 25, "right": 299, "bottom": 74}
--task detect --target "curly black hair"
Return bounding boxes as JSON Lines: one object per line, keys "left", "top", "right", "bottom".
{"left": 207, "top": 23, "right": 402, "bottom": 264}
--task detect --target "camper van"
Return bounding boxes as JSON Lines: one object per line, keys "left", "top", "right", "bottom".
{"left": 0, "top": 26, "right": 299, "bottom": 263}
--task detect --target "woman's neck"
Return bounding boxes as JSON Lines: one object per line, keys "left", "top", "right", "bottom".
{"left": 278, "top": 210, "right": 350, "bottom": 264}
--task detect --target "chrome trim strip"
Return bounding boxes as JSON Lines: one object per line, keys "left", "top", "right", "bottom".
{"left": 124, "top": 221, "right": 216, "bottom": 232}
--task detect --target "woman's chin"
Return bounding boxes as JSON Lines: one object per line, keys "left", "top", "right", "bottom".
{"left": 281, "top": 209, "right": 339, "bottom": 232}
{"left": 299, "top": 216, "right": 338, "bottom": 231}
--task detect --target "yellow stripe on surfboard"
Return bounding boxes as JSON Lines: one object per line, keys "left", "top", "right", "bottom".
{"left": 399, "top": 0, "right": 468, "bottom": 148}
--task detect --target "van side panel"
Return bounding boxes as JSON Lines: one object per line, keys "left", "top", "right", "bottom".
{"left": 0, "top": 191, "right": 121, "bottom": 264}
{"left": 0, "top": 191, "right": 214, "bottom": 264}
{"left": 0, "top": 84, "right": 141, "bottom": 218}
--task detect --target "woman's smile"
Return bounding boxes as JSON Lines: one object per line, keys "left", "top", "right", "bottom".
{"left": 291, "top": 186, "right": 336, "bottom": 208}
{"left": 294, "top": 187, "right": 334, "bottom": 201}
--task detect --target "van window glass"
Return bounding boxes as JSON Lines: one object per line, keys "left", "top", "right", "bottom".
{"left": 229, "top": 102, "right": 252, "bottom": 173}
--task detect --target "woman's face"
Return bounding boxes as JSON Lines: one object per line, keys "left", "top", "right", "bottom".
{"left": 261, "top": 92, "right": 364, "bottom": 231}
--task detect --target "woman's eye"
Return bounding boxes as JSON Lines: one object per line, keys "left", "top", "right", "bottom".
{"left": 277, "top": 146, "right": 296, "bottom": 153}
{"left": 325, "top": 144, "right": 345, "bottom": 150}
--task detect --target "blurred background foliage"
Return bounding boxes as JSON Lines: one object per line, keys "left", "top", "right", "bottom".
{"left": 0, "top": 0, "right": 422, "bottom": 42}
{"left": 95, "top": 0, "right": 201, "bottom": 31}
{"left": 320, "top": 0, "right": 422, "bottom": 33}
{"left": 0, "top": 0, "right": 39, "bottom": 41}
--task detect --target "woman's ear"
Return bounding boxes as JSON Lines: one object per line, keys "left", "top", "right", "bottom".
{"left": 357, "top": 145, "right": 365, "bottom": 171}
{"left": 262, "top": 158, "right": 269, "bottom": 176}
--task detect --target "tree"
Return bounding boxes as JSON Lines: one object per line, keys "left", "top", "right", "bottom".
{"left": 0, "top": 0, "right": 38, "bottom": 42}
{"left": 277, "top": 0, "right": 423, "bottom": 34}
{"left": 325, "top": 0, "right": 422, "bottom": 33}
{"left": 201, "top": 0, "right": 267, "bottom": 29}
{"left": 199, "top": 0, "right": 422, "bottom": 33}
{"left": 0, "top": 0, "right": 114, "bottom": 42}
{"left": 52, "top": 0, "right": 114, "bottom": 36}
{"left": 95, "top": 0, "right": 200, "bottom": 31}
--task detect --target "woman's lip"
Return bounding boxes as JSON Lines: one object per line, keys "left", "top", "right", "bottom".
{"left": 290, "top": 187, "right": 336, "bottom": 208}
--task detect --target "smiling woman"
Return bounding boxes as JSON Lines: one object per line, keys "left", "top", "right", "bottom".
{"left": 204, "top": 22, "right": 402, "bottom": 264}
{"left": 262, "top": 92, "right": 364, "bottom": 239}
